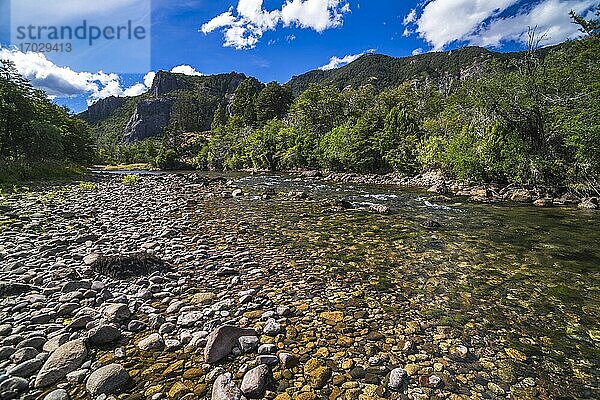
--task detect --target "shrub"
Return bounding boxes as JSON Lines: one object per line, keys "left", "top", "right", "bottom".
{"left": 122, "top": 174, "right": 138, "bottom": 186}
{"left": 79, "top": 181, "right": 98, "bottom": 191}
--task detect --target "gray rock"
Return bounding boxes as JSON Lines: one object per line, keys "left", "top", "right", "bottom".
{"left": 388, "top": 367, "right": 407, "bottom": 390}
{"left": 86, "top": 363, "right": 130, "bottom": 396}
{"left": 240, "top": 364, "right": 271, "bottom": 398}
{"left": 0, "top": 345, "right": 16, "bottom": 360}
{"left": 238, "top": 336, "right": 259, "bottom": 353}
{"left": 103, "top": 304, "right": 130, "bottom": 323}
{"left": 43, "top": 334, "right": 70, "bottom": 353}
{"left": 211, "top": 373, "right": 242, "bottom": 400}
{"left": 17, "top": 337, "right": 46, "bottom": 351}
{"left": 262, "top": 318, "right": 282, "bottom": 336}
{"left": 0, "top": 324, "right": 12, "bottom": 336}
{"left": 44, "top": 388, "right": 70, "bottom": 400}
{"left": 35, "top": 340, "right": 88, "bottom": 388}
{"left": 138, "top": 333, "right": 164, "bottom": 351}
{"left": 0, "top": 376, "right": 29, "bottom": 395}
{"left": 127, "top": 320, "right": 147, "bottom": 332}
{"left": 87, "top": 325, "right": 122, "bottom": 346}
{"left": 10, "top": 347, "right": 38, "bottom": 364}
{"left": 7, "top": 358, "right": 43, "bottom": 378}
{"left": 66, "top": 369, "right": 88, "bottom": 383}
{"left": 579, "top": 197, "right": 599, "bottom": 209}
{"left": 257, "top": 344, "right": 276, "bottom": 355}
{"left": 278, "top": 353, "right": 298, "bottom": 369}
{"left": 83, "top": 253, "right": 101, "bottom": 266}
{"left": 205, "top": 326, "right": 257, "bottom": 364}
{"left": 61, "top": 281, "right": 91, "bottom": 293}
{"left": 256, "top": 355, "right": 279, "bottom": 366}
{"left": 158, "top": 322, "right": 176, "bottom": 335}
{"left": 177, "top": 311, "right": 203, "bottom": 327}
{"left": 369, "top": 204, "right": 391, "bottom": 214}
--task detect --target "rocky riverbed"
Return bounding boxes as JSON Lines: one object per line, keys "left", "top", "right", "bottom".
{"left": 0, "top": 172, "right": 598, "bottom": 400}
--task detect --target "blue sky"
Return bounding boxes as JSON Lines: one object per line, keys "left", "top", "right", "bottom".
{"left": 0, "top": 0, "right": 596, "bottom": 113}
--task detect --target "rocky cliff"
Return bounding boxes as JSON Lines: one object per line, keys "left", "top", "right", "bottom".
{"left": 123, "top": 99, "right": 175, "bottom": 142}
{"left": 150, "top": 71, "right": 192, "bottom": 97}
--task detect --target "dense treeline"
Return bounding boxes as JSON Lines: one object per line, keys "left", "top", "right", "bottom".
{"left": 0, "top": 60, "right": 94, "bottom": 181}
{"left": 192, "top": 23, "right": 599, "bottom": 189}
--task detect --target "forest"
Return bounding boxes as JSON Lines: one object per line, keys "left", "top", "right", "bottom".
{"left": 1, "top": 8, "right": 598, "bottom": 190}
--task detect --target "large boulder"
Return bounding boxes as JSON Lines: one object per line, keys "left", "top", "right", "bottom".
{"left": 204, "top": 325, "right": 257, "bottom": 363}
{"left": 35, "top": 340, "right": 88, "bottom": 388}
{"left": 86, "top": 363, "right": 130, "bottom": 396}
{"left": 212, "top": 373, "right": 243, "bottom": 400}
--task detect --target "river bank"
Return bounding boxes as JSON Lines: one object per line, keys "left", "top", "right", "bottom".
{"left": 0, "top": 172, "right": 598, "bottom": 400}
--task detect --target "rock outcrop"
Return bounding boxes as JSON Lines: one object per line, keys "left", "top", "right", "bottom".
{"left": 123, "top": 98, "right": 174, "bottom": 142}
{"left": 150, "top": 70, "right": 192, "bottom": 97}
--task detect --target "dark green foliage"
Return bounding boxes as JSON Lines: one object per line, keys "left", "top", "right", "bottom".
{"left": 0, "top": 59, "right": 94, "bottom": 181}
{"left": 231, "top": 78, "right": 263, "bottom": 126}
{"left": 255, "top": 82, "right": 293, "bottom": 125}
{"left": 199, "top": 35, "right": 599, "bottom": 192}
{"left": 155, "top": 148, "right": 179, "bottom": 170}
{"left": 286, "top": 46, "right": 524, "bottom": 96}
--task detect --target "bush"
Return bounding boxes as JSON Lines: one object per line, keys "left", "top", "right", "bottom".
{"left": 79, "top": 181, "right": 98, "bottom": 191}
{"left": 122, "top": 174, "right": 138, "bottom": 186}
{"left": 155, "top": 149, "right": 178, "bottom": 170}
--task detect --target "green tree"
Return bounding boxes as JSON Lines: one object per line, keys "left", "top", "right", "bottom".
{"left": 255, "top": 82, "right": 293, "bottom": 125}
{"left": 231, "top": 78, "right": 262, "bottom": 126}
{"left": 375, "top": 106, "right": 421, "bottom": 174}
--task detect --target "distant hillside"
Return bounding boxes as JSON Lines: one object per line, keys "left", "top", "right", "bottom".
{"left": 81, "top": 45, "right": 554, "bottom": 145}
{"left": 287, "top": 46, "right": 534, "bottom": 96}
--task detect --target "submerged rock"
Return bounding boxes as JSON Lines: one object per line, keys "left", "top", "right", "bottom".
{"left": 241, "top": 364, "right": 271, "bottom": 398}
{"left": 204, "top": 325, "right": 257, "bottom": 363}
{"left": 86, "top": 363, "right": 130, "bottom": 395}
{"left": 90, "top": 252, "right": 169, "bottom": 279}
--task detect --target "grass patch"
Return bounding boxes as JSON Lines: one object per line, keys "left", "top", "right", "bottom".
{"left": 79, "top": 181, "right": 99, "bottom": 191}
{"left": 0, "top": 161, "right": 86, "bottom": 183}
{"left": 122, "top": 174, "right": 138, "bottom": 186}
{"left": 0, "top": 219, "right": 16, "bottom": 227}
{"left": 100, "top": 163, "right": 152, "bottom": 171}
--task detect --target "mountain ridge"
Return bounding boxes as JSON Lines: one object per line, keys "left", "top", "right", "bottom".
{"left": 80, "top": 45, "right": 549, "bottom": 145}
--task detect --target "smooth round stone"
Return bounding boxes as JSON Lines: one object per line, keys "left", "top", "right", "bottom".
{"left": 86, "top": 363, "right": 130, "bottom": 396}
{"left": 138, "top": 333, "right": 164, "bottom": 351}
{"left": 44, "top": 388, "right": 70, "bottom": 400}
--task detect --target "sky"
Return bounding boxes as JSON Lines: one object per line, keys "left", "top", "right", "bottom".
{"left": 0, "top": 0, "right": 597, "bottom": 113}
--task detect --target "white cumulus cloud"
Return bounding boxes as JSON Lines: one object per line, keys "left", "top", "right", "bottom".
{"left": 201, "top": 0, "right": 351, "bottom": 49}
{"left": 319, "top": 49, "right": 374, "bottom": 71}
{"left": 469, "top": 0, "right": 598, "bottom": 47}
{"left": 170, "top": 64, "right": 204, "bottom": 76}
{"left": 143, "top": 71, "right": 156, "bottom": 88}
{"left": 0, "top": 49, "right": 208, "bottom": 106}
{"left": 404, "top": 0, "right": 598, "bottom": 51}
{"left": 0, "top": 48, "right": 138, "bottom": 104}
